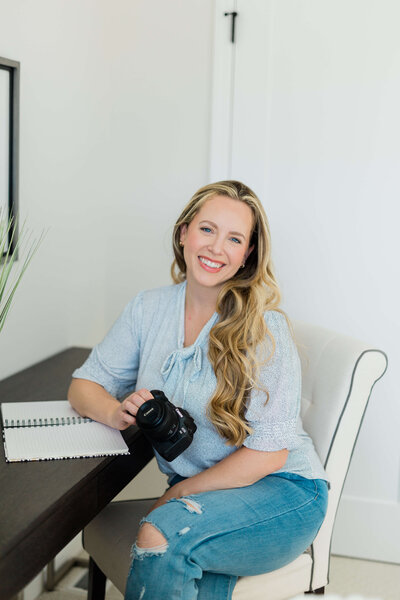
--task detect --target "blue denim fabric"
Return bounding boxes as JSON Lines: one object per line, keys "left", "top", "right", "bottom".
{"left": 124, "top": 472, "right": 328, "bottom": 600}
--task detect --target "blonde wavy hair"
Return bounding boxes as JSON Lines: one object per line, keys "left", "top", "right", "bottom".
{"left": 171, "top": 181, "right": 285, "bottom": 446}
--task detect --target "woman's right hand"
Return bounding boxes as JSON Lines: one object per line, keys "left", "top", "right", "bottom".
{"left": 109, "top": 388, "right": 154, "bottom": 430}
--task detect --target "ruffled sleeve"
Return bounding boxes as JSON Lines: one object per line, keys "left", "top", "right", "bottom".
{"left": 72, "top": 292, "right": 143, "bottom": 399}
{"left": 243, "top": 310, "right": 301, "bottom": 452}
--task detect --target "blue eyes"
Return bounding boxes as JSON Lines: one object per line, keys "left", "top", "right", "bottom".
{"left": 200, "top": 227, "right": 241, "bottom": 244}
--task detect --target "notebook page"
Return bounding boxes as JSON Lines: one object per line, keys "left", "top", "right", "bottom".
{"left": 3, "top": 421, "right": 129, "bottom": 462}
{"left": 1, "top": 401, "right": 89, "bottom": 427}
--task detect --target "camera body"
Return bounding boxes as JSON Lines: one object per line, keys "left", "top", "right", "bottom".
{"left": 135, "top": 390, "right": 197, "bottom": 461}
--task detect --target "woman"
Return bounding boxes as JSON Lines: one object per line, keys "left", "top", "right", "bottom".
{"left": 68, "top": 180, "right": 328, "bottom": 600}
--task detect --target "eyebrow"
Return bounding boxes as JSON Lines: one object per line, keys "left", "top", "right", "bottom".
{"left": 199, "top": 220, "right": 248, "bottom": 240}
{"left": 199, "top": 220, "right": 247, "bottom": 239}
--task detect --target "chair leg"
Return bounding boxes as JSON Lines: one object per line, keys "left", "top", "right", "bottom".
{"left": 305, "top": 587, "right": 325, "bottom": 594}
{"left": 87, "top": 556, "right": 107, "bottom": 600}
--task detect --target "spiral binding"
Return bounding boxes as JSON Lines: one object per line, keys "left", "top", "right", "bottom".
{"left": 4, "top": 416, "right": 92, "bottom": 427}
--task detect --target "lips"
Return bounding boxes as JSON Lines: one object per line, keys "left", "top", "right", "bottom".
{"left": 198, "top": 256, "right": 225, "bottom": 272}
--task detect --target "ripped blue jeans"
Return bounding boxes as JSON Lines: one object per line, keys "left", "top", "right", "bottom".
{"left": 124, "top": 472, "right": 328, "bottom": 600}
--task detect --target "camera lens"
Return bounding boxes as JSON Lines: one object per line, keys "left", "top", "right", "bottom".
{"left": 135, "top": 390, "right": 197, "bottom": 462}
{"left": 136, "top": 398, "right": 179, "bottom": 441}
{"left": 137, "top": 400, "right": 164, "bottom": 427}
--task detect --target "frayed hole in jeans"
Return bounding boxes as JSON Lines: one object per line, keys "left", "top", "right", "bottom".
{"left": 132, "top": 541, "right": 168, "bottom": 560}
{"left": 178, "top": 497, "right": 203, "bottom": 514}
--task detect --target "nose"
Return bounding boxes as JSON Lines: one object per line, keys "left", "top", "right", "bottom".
{"left": 207, "top": 234, "right": 224, "bottom": 255}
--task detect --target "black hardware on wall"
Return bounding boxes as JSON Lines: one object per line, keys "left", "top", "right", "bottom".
{"left": 224, "top": 11, "right": 238, "bottom": 44}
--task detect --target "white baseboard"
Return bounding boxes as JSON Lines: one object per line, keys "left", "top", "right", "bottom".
{"left": 331, "top": 494, "right": 400, "bottom": 564}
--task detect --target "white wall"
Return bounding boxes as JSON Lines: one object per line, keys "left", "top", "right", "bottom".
{"left": 261, "top": 0, "right": 399, "bottom": 501}
{"left": 0, "top": 0, "right": 214, "bottom": 380}
{"left": 259, "top": 2, "right": 400, "bottom": 561}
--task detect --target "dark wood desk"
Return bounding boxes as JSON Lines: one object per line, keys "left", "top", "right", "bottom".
{"left": 0, "top": 348, "right": 154, "bottom": 600}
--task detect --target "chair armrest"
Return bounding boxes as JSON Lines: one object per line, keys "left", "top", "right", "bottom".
{"left": 310, "top": 346, "right": 387, "bottom": 590}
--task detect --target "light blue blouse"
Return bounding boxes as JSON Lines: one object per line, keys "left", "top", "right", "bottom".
{"left": 73, "top": 282, "right": 327, "bottom": 483}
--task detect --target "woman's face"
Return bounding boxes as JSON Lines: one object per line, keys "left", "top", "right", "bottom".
{"left": 180, "top": 194, "right": 254, "bottom": 293}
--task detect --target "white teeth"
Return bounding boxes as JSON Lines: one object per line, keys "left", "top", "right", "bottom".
{"left": 199, "top": 257, "right": 223, "bottom": 269}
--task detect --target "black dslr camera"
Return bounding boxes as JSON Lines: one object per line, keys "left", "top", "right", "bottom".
{"left": 135, "top": 390, "right": 197, "bottom": 462}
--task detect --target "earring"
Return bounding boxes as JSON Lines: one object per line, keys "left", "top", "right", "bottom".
{"left": 179, "top": 241, "right": 184, "bottom": 247}
{"left": 241, "top": 263, "right": 245, "bottom": 268}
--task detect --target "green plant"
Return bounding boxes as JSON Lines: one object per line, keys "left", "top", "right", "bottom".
{"left": 0, "top": 210, "right": 43, "bottom": 333}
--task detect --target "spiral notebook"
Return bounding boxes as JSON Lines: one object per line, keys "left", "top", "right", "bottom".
{"left": 1, "top": 400, "right": 129, "bottom": 462}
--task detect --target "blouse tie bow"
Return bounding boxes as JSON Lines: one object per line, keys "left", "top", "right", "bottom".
{"left": 160, "top": 345, "right": 203, "bottom": 383}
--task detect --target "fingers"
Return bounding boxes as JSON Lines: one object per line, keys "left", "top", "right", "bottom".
{"left": 123, "top": 389, "right": 154, "bottom": 418}
{"left": 120, "top": 410, "right": 136, "bottom": 428}
{"left": 135, "top": 389, "right": 155, "bottom": 402}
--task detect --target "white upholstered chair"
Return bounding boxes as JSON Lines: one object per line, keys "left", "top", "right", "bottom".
{"left": 83, "top": 321, "right": 387, "bottom": 600}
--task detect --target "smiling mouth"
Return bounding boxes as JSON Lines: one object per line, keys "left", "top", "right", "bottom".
{"left": 198, "top": 256, "right": 225, "bottom": 271}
